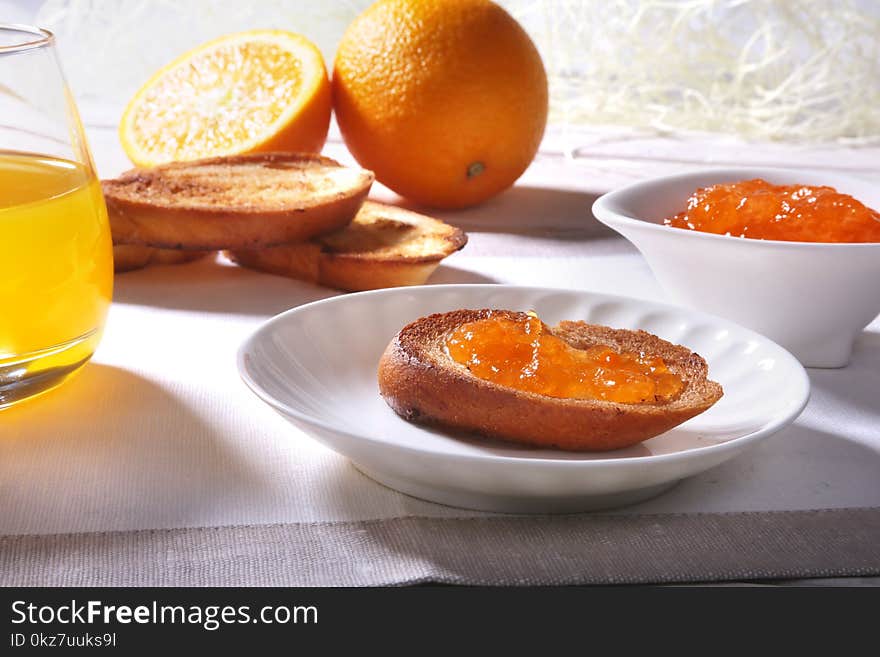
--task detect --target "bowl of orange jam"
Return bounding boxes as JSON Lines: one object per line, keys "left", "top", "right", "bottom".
{"left": 592, "top": 168, "right": 880, "bottom": 367}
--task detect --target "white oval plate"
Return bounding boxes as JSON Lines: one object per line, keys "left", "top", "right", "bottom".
{"left": 238, "top": 285, "right": 809, "bottom": 513}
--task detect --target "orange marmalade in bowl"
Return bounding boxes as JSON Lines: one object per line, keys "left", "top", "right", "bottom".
{"left": 664, "top": 178, "right": 880, "bottom": 242}
{"left": 444, "top": 314, "right": 683, "bottom": 404}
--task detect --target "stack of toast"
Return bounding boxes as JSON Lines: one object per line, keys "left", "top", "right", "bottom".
{"left": 104, "top": 152, "right": 467, "bottom": 290}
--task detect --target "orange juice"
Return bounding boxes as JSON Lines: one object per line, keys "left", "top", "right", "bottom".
{"left": 0, "top": 151, "right": 113, "bottom": 404}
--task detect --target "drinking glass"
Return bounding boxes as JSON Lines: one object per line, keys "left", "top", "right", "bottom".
{"left": 0, "top": 25, "right": 113, "bottom": 409}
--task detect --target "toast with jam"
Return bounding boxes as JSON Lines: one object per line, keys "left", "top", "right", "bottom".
{"left": 378, "top": 309, "right": 723, "bottom": 451}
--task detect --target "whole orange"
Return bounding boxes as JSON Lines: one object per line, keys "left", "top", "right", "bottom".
{"left": 332, "top": 0, "right": 548, "bottom": 209}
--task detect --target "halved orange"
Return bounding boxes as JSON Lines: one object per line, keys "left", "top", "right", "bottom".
{"left": 119, "top": 30, "right": 331, "bottom": 167}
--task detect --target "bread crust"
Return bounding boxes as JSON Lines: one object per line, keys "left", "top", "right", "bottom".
{"left": 227, "top": 201, "right": 467, "bottom": 291}
{"left": 103, "top": 152, "right": 373, "bottom": 250}
{"left": 378, "top": 309, "right": 724, "bottom": 451}
{"left": 113, "top": 244, "right": 212, "bottom": 272}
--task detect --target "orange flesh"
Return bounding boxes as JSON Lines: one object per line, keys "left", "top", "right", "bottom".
{"left": 444, "top": 315, "right": 685, "bottom": 404}
{"left": 124, "top": 37, "right": 319, "bottom": 165}
{"left": 665, "top": 178, "right": 880, "bottom": 243}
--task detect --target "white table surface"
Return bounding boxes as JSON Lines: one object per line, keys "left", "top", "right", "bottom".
{"left": 1, "top": 124, "right": 879, "bottom": 585}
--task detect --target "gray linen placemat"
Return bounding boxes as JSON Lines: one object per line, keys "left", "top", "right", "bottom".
{"left": 2, "top": 507, "right": 878, "bottom": 586}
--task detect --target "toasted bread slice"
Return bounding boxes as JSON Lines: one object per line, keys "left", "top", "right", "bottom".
{"left": 226, "top": 201, "right": 467, "bottom": 291}
{"left": 103, "top": 152, "right": 373, "bottom": 250}
{"left": 113, "top": 244, "right": 212, "bottom": 273}
{"left": 378, "top": 309, "right": 723, "bottom": 451}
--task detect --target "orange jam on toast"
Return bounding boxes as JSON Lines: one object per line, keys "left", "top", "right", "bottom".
{"left": 444, "top": 315, "right": 684, "bottom": 404}
{"left": 665, "top": 178, "right": 880, "bottom": 242}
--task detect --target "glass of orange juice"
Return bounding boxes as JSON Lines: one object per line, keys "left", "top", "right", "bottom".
{"left": 0, "top": 25, "right": 113, "bottom": 409}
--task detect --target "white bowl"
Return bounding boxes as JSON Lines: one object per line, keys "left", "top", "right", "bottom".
{"left": 238, "top": 284, "right": 809, "bottom": 513}
{"left": 592, "top": 168, "right": 880, "bottom": 368}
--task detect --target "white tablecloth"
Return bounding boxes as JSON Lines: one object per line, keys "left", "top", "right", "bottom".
{"left": 1, "top": 126, "right": 879, "bottom": 585}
